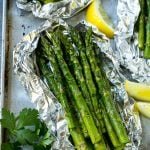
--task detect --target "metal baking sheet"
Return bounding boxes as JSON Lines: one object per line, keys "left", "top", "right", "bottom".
{"left": 5, "top": 0, "right": 44, "bottom": 113}
{"left": 0, "top": 0, "right": 6, "bottom": 145}
{"left": 1, "top": 0, "right": 44, "bottom": 145}
{"left": 1, "top": 0, "right": 150, "bottom": 149}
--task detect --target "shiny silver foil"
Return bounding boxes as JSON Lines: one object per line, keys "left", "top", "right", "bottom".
{"left": 115, "top": 0, "right": 150, "bottom": 83}
{"left": 13, "top": 0, "right": 144, "bottom": 147}
{"left": 103, "top": 0, "right": 145, "bottom": 149}
{"left": 16, "top": 0, "right": 91, "bottom": 19}
{"left": 13, "top": 20, "right": 74, "bottom": 150}
{"left": 14, "top": 16, "right": 142, "bottom": 150}
{"left": 16, "top": 0, "right": 70, "bottom": 18}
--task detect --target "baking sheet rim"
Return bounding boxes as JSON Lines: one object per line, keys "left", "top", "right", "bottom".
{"left": 0, "top": 0, "right": 7, "bottom": 145}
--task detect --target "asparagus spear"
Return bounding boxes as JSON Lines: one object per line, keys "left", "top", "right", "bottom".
{"left": 42, "top": 33, "right": 103, "bottom": 146}
{"left": 100, "top": 101, "right": 123, "bottom": 148}
{"left": 57, "top": 31, "right": 101, "bottom": 131}
{"left": 82, "top": 28, "right": 121, "bottom": 147}
{"left": 84, "top": 27, "right": 129, "bottom": 144}
{"left": 62, "top": 71, "right": 89, "bottom": 138}
{"left": 36, "top": 53, "right": 88, "bottom": 149}
{"left": 36, "top": 54, "right": 74, "bottom": 129}
{"left": 138, "top": 0, "right": 145, "bottom": 50}
{"left": 77, "top": 111, "right": 89, "bottom": 138}
{"left": 69, "top": 27, "right": 105, "bottom": 131}
{"left": 58, "top": 31, "right": 93, "bottom": 110}
{"left": 144, "top": 0, "right": 150, "bottom": 58}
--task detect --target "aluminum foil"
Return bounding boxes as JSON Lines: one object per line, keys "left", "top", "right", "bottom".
{"left": 13, "top": 0, "right": 146, "bottom": 148}
{"left": 98, "top": 0, "right": 148, "bottom": 149}
{"left": 13, "top": 20, "right": 74, "bottom": 150}
{"left": 13, "top": 15, "right": 143, "bottom": 150}
{"left": 114, "top": 0, "right": 150, "bottom": 83}
{"left": 16, "top": 0, "right": 91, "bottom": 19}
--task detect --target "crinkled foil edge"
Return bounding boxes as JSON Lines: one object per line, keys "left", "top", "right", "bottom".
{"left": 111, "top": 0, "right": 145, "bottom": 150}
{"left": 115, "top": 0, "right": 150, "bottom": 83}
{"left": 16, "top": 0, "right": 70, "bottom": 19}
{"left": 16, "top": 0, "right": 92, "bottom": 19}
{"left": 13, "top": 20, "right": 74, "bottom": 150}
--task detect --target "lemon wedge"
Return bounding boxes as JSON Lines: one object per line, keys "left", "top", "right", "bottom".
{"left": 125, "top": 80, "right": 150, "bottom": 102}
{"left": 86, "top": 0, "right": 114, "bottom": 38}
{"left": 135, "top": 102, "right": 150, "bottom": 118}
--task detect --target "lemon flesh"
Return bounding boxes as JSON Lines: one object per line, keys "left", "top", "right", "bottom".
{"left": 86, "top": 0, "right": 114, "bottom": 38}
{"left": 135, "top": 102, "right": 150, "bottom": 118}
{"left": 125, "top": 80, "right": 150, "bottom": 102}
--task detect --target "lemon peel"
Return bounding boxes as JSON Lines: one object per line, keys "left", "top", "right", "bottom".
{"left": 86, "top": 0, "right": 114, "bottom": 38}
{"left": 135, "top": 102, "right": 150, "bottom": 118}
{"left": 125, "top": 80, "right": 150, "bottom": 102}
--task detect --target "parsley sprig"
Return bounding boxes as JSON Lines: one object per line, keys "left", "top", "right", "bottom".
{"left": 0, "top": 108, "right": 54, "bottom": 150}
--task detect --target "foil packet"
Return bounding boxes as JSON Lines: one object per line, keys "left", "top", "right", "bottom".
{"left": 16, "top": 0, "right": 91, "bottom": 19}
{"left": 14, "top": 17, "right": 141, "bottom": 150}
{"left": 13, "top": 0, "right": 145, "bottom": 149}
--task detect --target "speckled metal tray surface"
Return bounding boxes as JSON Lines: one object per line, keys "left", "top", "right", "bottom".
{"left": 0, "top": 0, "right": 43, "bottom": 146}
{"left": 1, "top": 0, "right": 150, "bottom": 149}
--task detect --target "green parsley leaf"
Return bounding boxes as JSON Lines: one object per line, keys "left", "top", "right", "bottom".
{"left": 1, "top": 108, "right": 54, "bottom": 149}
{"left": 0, "top": 108, "right": 16, "bottom": 132}
{"left": 39, "top": 130, "right": 53, "bottom": 147}
{"left": 39, "top": 121, "right": 48, "bottom": 136}
{"left": 16, "top": 129, "right": 38, "bottom": 145}
{"left": 16, "top": 108, "right": 40, "bottom": 129}
{"left": 2, "top": 142, "right": 21, "bottom": 150}
{"left": 33, "top": 144, "right": 45, "bottom": 150}
{"left": 2, "top": 143, "right": 13, "bottom": 150}
{"left": 40, "top": 137, "right": 53, "bottom": 148}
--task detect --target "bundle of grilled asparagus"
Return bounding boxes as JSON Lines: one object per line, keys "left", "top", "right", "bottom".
{"left": 35, "top": 26, "right": 129, "bottom": 150}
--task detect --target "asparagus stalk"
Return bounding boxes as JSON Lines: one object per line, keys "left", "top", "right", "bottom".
{"left": 77, "top": 112, "right": 89, "bottom": 138}
{"left": 84, "top": 27, "right": 129, "bottom": 144}
{"left": 69, "top": 27, "right": 105, "bottom": 131}
{"left": 57, "top": 31, "right": 101, "bottom": 131}
{"left": 36, "top": 55, "right": 74, "bottom": 129}
{"left": 36, "top": 53, "right": 88, "bottom": 149}
{"left": 144, "top": 0, "right": 150, "bottom": 58}
{"left": 138, "top": 0, "right": 145, "bottom": 50}
{"left": 84, "top": 28, "right": 121, "bottom": 147}
{"left": 43, "top": 33, "right": 102, "bottom": 146}
{"left": 58, "top": 31, "right": 93, "bottom": 111}
{"left": 69, "top": 28, "right": 107, "bottom": 150}
{"left": 100, "top": 101, "right": 123, "bottom": 148}
{"left": 63, "top": 71, "right": 89, "bottom": 138}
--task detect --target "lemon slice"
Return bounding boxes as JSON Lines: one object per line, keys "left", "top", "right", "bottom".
{"left": 135, "top": 102, "right": 150, "bottom": 118}
{"left": 86, "top": 0, "right": 114, "bottom": 38}
{"left": 125, "top": 80, "right": 150, "bottom": 102}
